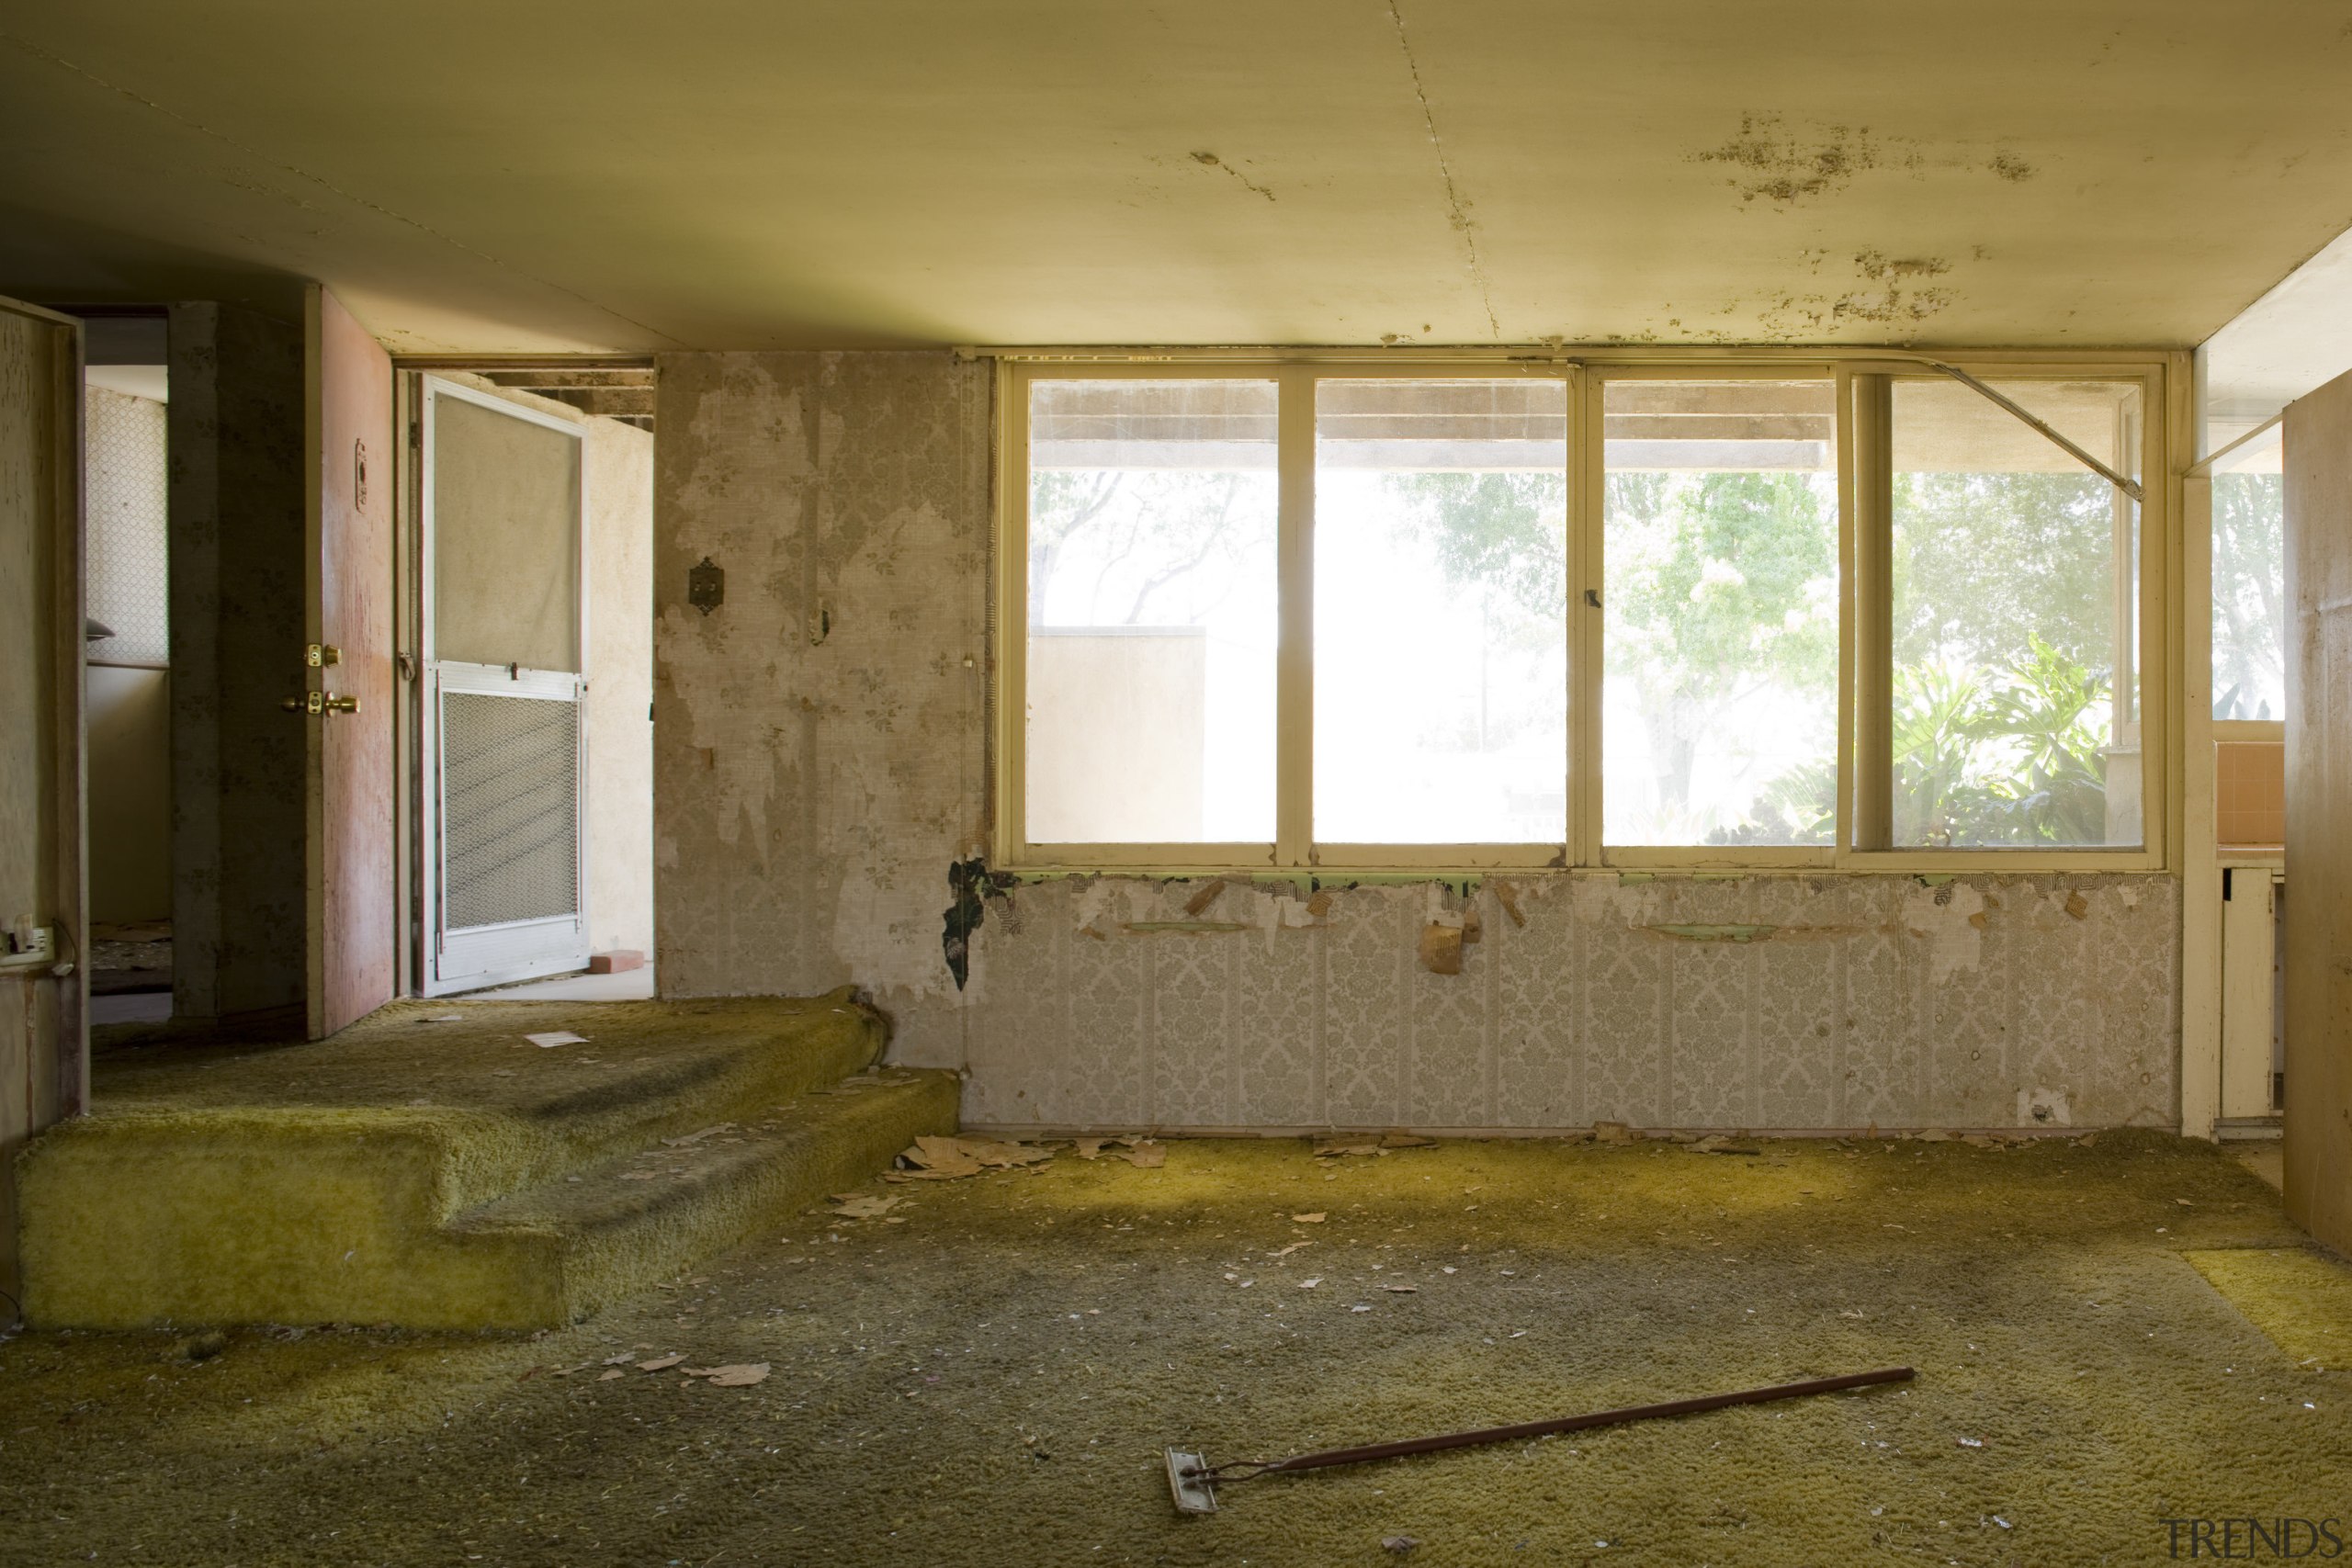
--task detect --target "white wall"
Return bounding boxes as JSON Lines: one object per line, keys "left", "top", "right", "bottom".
{"left": 584, "top": 416, "right": 654, "bottom": 957}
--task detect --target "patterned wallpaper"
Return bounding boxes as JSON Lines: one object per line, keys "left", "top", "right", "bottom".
{"left": 85, "top": 383, "right": 170, "bottom": 668}
{"left": 955, "top": 873, "right": 2179, "bottom": 1134}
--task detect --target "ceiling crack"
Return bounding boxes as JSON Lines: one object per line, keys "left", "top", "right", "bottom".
{"left": 2, "top": 28, "right": 687, "bottom": 348}
{"left": 1385, "top": 0, "right": 1498, "bottom": 338}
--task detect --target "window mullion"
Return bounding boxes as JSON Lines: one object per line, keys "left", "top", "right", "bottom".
{"left": 1849, "top": 371, "right": 1894, "bottom": 852}
{"left": 996, "top": 361, "right": 1029, "bottom": 863}
{"left": 1276, "top": 366, "right": 1315, "bottom": 866}
{"left": 1570, "top": 366, "right": 1600, "bottom": 868}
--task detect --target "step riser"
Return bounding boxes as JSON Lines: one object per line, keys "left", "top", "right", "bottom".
{"left": 17, "top": 1075, "right": 956, "bottom": 1330}
{"left": 512, "top": 1077, "right": 957, "bottom": 1329}
{"left": 17, "top": 993, "right": 954, "bottom": 1330}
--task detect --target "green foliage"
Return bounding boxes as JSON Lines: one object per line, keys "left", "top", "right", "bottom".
{"left": 1324, "top": 462, "right": 2132, "bottom": 848}
{"left": 1604, "top": 471, "right": 1838, "bottom": 705}
{"left": 1393, "top": 467, "right": 1839, "bottom": 841}
{"left": 1890, "top": 636, "right": 2111, "bottom": 847}
{"left": 1703, "top": 759, "right": 1837, "bottom": 847}
{"left": 1890, "top": 471, "right": 2115, "bottom": 671}
{"left": 1400, "top": 470, "right": 1566, "bottom": 630}
{"left": 2211, "top": 471, "right": 2283, "bottom": 719}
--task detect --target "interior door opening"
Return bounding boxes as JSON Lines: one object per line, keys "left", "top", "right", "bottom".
{"left": 407, "top": 367, "right": 653, "bottom": 999}
{"left": 77, "top": 312, "right": 173, "bottom": 1028}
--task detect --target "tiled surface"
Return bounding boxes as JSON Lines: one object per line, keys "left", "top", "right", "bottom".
{"left": 2217, "top": 739, "right": 2286, "bottom": 848}
{"left": 85, "top": 384, "right": 170, "bottom": 666}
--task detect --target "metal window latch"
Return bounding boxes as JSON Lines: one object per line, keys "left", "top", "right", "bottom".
{"left": 307, "top": 644, "right": 341, "bottom": 668}
{"left": 280, "top": 692, "right": 360, "bottom": 716}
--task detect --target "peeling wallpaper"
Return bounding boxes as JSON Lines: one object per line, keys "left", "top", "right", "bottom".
{"left": 957, "top": 874, "right": 2178, "bottom": 1134}
{"left": 653, "top": 351, "right": 2182, "bottom": 1132}
{"left": 652, "top": 352, "right": 989, "bottom": 1062}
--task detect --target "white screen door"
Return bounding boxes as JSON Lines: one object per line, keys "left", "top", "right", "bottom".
{"left": 420, "top": 378, "right": 589, "bottom": 994}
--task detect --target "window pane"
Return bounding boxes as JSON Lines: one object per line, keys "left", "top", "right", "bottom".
{"left": 1601, "top": 380, "right": 1838, "bottom": 847}
{"left": 1024, "top": 379, "right": 1278, "bottom": 843}
{"left": 1314, "top": 378, "right": 1567, "bottom": 843}
{"left": 2211, "top": 427, "right": 2284, "bottom": 721}
{"left": 1891, "top": 378, "right": 2143, "bottom": 847}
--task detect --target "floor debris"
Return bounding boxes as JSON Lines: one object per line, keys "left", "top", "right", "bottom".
{"left": 1312, "top": 1134, "right": 1431, "bottom": 1158}
{"left": 524, "top": 1031, "right": 587, "bottom": 1048}
{"left": 888, "top": 1134, "right": 1055, "bottom": 1181}
{"left": 830, "top": 1193, "right": 905, "bottom": 1219}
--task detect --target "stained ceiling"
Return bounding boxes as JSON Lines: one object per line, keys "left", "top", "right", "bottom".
{"left": 5, "top": 3, "right": 2352, "bottom": 354}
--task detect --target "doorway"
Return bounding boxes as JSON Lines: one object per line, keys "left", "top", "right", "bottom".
{"left": 404, "top": 367, "right": 654, "bottom": 998}
{"left": 79, "top": 312, "right": 173, "bottom": 1026}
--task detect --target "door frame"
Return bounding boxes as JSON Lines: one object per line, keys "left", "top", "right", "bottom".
{"left": 0, "top": 295, "right": 87, "bottom": 1309}
{"left": 413, "top": 375, "right": 593, "bottom": 995}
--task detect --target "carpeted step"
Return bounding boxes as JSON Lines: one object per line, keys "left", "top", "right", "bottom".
{"left": 16, "top": 996, "right": 955, "bottom": 1330}
{"left": 443, "top": 1070, "right": 958, "bottom": 1327}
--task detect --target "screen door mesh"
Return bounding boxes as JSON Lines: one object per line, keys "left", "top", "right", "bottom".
{"left": 441, "top": 691, "right": 580, "bottom": 931}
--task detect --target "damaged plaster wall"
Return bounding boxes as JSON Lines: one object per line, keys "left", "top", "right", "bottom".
{"left": 651, "top": 352, "right": 988, "bottom": 1061}
{"left": 651, "top": 350, "right": 2181, "bottom": 1130}
{"left": 958, "top": 874, "right": 2178, "bottom": 1134}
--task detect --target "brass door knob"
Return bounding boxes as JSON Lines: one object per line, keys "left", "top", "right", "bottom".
{"left": 280, "top": 693, "right": 362, "bottom": 716}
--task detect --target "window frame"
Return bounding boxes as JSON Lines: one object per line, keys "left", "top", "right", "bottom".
{"left": 1584, "top": 362, "right": 1846, "bottom": 870}
{"left": 992, "top": 348, "right": 2176, "bottom": 876}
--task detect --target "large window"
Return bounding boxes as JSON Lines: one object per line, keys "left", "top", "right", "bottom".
{"left": 1001, "top": 356, "right": 2165, "bottom": 870}
{"left": 1889, "top": 378, "right": 2144, "bottom": 848}
{"left": 1315, "top": 379, "right": 1568, "bottom": 844}
{"left": 1601, "top": 379, "right": 1838, "bottom": 849}
{"left": 1023, "top": 379, "right": 1278, "bottom": 847}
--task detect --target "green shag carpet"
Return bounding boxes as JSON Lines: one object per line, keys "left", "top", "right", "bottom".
{"left": 18, "top": 994, "right": 938, "bottom": 1330}
{"left": 0, "top": 1131, "right": 2342, "bottom": 1565}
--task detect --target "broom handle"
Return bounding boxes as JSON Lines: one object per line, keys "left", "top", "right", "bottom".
{"left": 1257, "top": 1366, "right": 1915, "bottom": 1476}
